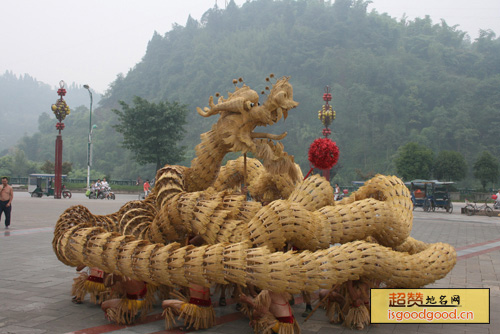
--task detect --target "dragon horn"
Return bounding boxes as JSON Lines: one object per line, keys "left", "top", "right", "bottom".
{"left": 197, "top": 96, "right": 219, "bottom": 117}
{"left": 197, "top": 97, "right": 250, "bottom": 117}
{"left": 212, "top": 97, "right": 250, "bottom": 114}
{"left": 197, "top": 107, "right": 217, "bottom": 117}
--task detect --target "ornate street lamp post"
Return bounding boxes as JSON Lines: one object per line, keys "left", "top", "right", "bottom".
{"left": 83, "top": 84, "right": 93, "bottom": 190}
{"left": 51, "top": 81, "right": 70, "bottom": 199}
{"left": 316, "top": 86, "right": 337, "bottom": 181}
{"left": 318, "top": 86, "right": 335, "bottom": 138}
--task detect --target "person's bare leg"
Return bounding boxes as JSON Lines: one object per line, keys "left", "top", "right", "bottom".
{"left": 101, "top": 299, "right": 121, "bottom": 320}
{"left": 162, "top": 299, "right": 184, "bottom": 330}
{"left": 161, "top": 299, "right": 184, "bottom": 311}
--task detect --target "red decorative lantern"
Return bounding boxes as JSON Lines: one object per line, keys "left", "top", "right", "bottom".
{"left": 308, "top": 138, "right": 339, "bottom": 170}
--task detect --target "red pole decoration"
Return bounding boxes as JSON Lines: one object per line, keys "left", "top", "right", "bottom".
{"left": 305, "top": 85, "right": 339, "bottom": 181}
{"left": 317, "top": 86, "right": 335, "bottom": 137}
{"left": 52, "top": 81, "right": 71, "bottom": 199}
{"left": 55, "top": 135, "right": 63, "bottom": 198}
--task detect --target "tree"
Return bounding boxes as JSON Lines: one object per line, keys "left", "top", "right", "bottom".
{"left": 41, "top": 160, "right": 73, "bottom": 175}
{"left": 0, "top": 155, "right": 13, "bottom": 176}
{"left": 433, "top": 150, "right": 467, "bottom": 181}
{"left": 113, "top": 96, "right": 188, "bottom": 171}
{"left": 473, "top": 151, "right": 499, "bottom": 190}
{"left": 40, "top": 160, "right": 53, "bottom": 174}
{"left": 8, "top": 149, "right": 38, "bottom": 177}
{"left": 394, "top": 142, "right": 434, "bottom": 181}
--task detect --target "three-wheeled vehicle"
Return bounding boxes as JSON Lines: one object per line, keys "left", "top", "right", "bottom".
{"left": 429, "top": 181, "right": 454, "bottom": 213}
{"left": 409, "top": 180, "right": 432, "bottom": 211}
{"left": 28, "top": 173, "right": 71, "bottom": 198}
{"left": 409, "top": 180, "right": 453, "bottom": 213}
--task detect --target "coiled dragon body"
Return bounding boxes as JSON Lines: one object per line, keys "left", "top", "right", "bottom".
{"left": 53, "top": 77, "right": 456, "bottom": 294}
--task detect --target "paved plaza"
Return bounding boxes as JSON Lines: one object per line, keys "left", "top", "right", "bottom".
{"left": 0, "top": 191, "right": 498, "bottom": 334}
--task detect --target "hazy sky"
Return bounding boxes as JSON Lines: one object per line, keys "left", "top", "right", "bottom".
{"left": 1, "top": 0, "right": 498, "bottom": 93}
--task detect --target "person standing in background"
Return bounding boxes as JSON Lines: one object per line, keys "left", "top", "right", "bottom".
{"left": 0, "top": 177, "right": 13, "bottom": 229}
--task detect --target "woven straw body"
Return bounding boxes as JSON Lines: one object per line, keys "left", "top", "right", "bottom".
{"left": 54, "top": 224, "right": 456, "bottom": 293}
{"left": 53, "top": 77, "right": 456, "bottom": 302}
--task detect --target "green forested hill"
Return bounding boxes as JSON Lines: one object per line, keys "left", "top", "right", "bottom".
{"left": 8, "top": 0, "right": 500, "bottom": 184}
{"left": 97, "top": 0, "right": 500, "bottom": 182}
{"left": 0, "top": 73, "right": 59, "bottom": 152}
{"left": 0, "top": 72, "right": 102, "bottom": 152}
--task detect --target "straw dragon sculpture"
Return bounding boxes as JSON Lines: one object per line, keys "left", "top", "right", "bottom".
{"left": 53, "top": 76, "right": 456, "bottom": 295}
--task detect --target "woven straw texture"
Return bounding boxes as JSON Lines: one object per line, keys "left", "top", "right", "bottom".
{"left": 54, "top": 224, "right": 456, "bottom": 293}
{"left": 53, "top": 77, "right": 456, "bottom": 297}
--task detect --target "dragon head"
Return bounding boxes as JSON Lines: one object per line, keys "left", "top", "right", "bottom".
{"left": 196, "top": 76, "right": 300, "bottom": 180}
{"left": 259, "top": 76, "right": 299, "bottom": 125}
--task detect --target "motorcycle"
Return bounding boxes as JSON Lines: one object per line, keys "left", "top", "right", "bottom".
{"left": 62, "top": 184, "right": 72, "bottom": 198}
{"left": 103, "top": 186, "right": 116, "bottom": 200}
{"left": 86, "top": 186, "right": 111, "bottom": 199}
{"left": 86, "top": 188, "right": 97, "bottom": 199}
{"left": 91, "top": 186, "right": 115, "bottom": 200}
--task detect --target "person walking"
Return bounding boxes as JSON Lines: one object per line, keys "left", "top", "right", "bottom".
{"left": 0, "top": 177, "right": 13, "bottom": 229}
{"left": 143, "top": 180, "right": 151, "bottom": 196}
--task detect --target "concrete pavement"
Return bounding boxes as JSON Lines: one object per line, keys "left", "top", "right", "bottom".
{"left": 0, "top": 192, "right": 498, "bottom": 333}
